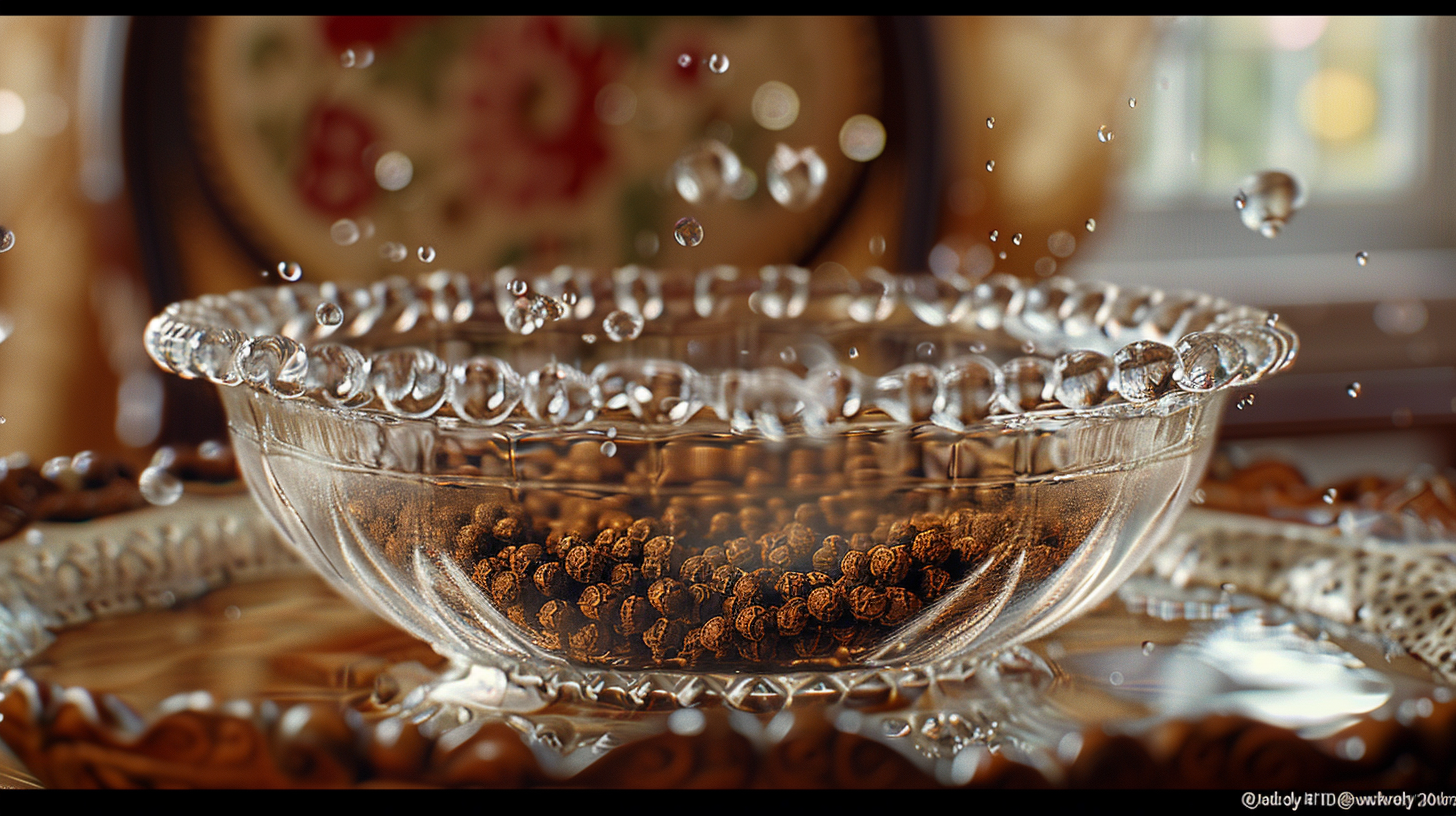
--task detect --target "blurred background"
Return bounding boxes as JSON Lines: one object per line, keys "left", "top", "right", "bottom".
{"left": 0, "top": 16, "right": 1450, "bottom": 482}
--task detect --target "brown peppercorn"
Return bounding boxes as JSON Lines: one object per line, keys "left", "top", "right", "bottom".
{"left": 868, "top": 545, "right": 912, "bottom": 585}
{"left": 627, "top": 517, "right": 656, "bottom": 543}
{"left": 911, "top": 531, "right": 952, "bottom": 565}
{"left": 642, "top": 535, "right": 677, "bottom": 561}
{"left": 470, "top": 560, "right": 494, "bottom": 594}
{"left": 505, "top": 604, "right": 531, "bottom": 631}
{"left": 766, "top": 545, "right": 796, "bottom": 571}
{"left": 699, "top": 616, "right": 732, "bottom": 653}
{"left": 725, "top": 536, "right": 758, "bottom": 569}
{"left": 848, "top": 585, "right": 889, "bottom": 621}
{"left": 578, "top": 584, "right": 621, "bottom": 622}
{"left": 510, "top": 542, "right": 543, "bottom": 576}
{"left": 737, "top": 632, "right": 779, "bottom": 662}
{"left": 849, "top": 533, "right": 876, "bottom": 553}
{"left": 679, "top": 555, "right": 715, "bottom": 585}
{"left": 535, "top": 630, "right": 565, "bottom": 651}
{"left": 775, "top": 572, "right": 809, "bottom": 599}
{"left": 647, "top": 578, "right": 690, "bottom": 617}
{"left": 660, "top": 506, "right": 695, "bottom": 540}
{"left": 688, "top": 583, "right": 716, "bottom": 621}
{"left": 643, "top": 617, "right": 689, "bottom": 660}
{"left": 489, "top": 571, "right": 522, "bottom": 606}
{"left": 493, "top": 516, "right": 525, "bottom": 545}
{"left": 709, "top": 564, "right": 744, "bottom": 595}
{"left": 784, "top": 523, "right": 817, "bottom": 559}
{"left": 472, "top": 502, "right": 507, "bottom": 528}
{"left": 533, "top": 562, "right": 571, "bottom": 598}
{"left": 565, "top": 544, "right": 609, "bottom": 584}
{"left": 920, "top": 566, "right": 952, "bottom": 601}
{"left": 807, "top": 585, "right": 846, "bottom": 623}
{"left": 609, "top": 535, "right": 642, "bottom": 562}
{"left": 708, "top": 512, "right": 737, "bottom": 542}
{"left": 793, "top": 503, "right": 825, "bottom": 528}
{"left": 609, "top": 562, "right": 642, "bottom": 591}
{"left": 721, "top": 595, "right": 739, "bottom": 622}
{"left": 777, "top": 598, "right": 809, "bottom": 636}
{"left": 701, "top": 545, "right": 729, "bottom": 569}
{"left": 812, "top": 545, "right": 842, "bottom": 576}
{"left": 641, "top": 553, "right": 672, "bottom": 582}
{"left": 840, "top": 550, "right": 871, "bottom": 584}
{"left": 805, "top": 571, "right": 833, "bottom": 589}
{"left": 551, "top": 531, "right": 588, "bottom": 559}
{"left": 493, "top": 545, "right": 518, "bottom": 573}
{"left": 537, "top": 599, "right": 578, "bottom": 632}
{"left": 880, "top": 587, "right": 923, "bottom": 626}
{"left": 569, "top": 622, "right": 612, "bottom": 655}
{"left": 732, "top": 573, "right": 764, "bottom": 606}
{"left": 886, "top": 520, "right": 918, "bottom": 548}
{"left": 455, "top": 522, "right": 492, "bottom": 562}
{"left": 618, "top": 595, "right": 654, "bottom": 635}
{"left": 952, "top": 535, "right": 985, "bottom": 564}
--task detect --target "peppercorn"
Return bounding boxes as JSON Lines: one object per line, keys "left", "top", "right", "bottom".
{"left": 569, "top": 622, "right": 612, "bottom": 655}
{"left": 537, "top": 599, "right": 578, "bottom": 632}
{"left": 920, "top": 566, "right": 952, "bottom": 601}
{"left": 868, "top": 545, "right": 911, "bottom": 585}
{"left": 709, "top": 564, "right": 743, "bottom": 595}
{"left": 840, "top": 550, "right": 871, "bottom": 584}
{"left": 880, "top": 587, "right": 922, "bottom": 626}
{"left": 911, "top": 530, "right": 951, "bottom": 565}
{"left": 578, "top": 584, "right": 621, "bottom": 622}
{"left": 807, "top": 585, "right": 846, "bottom": 623}
{"left": 679, "top": 554, "right": 715, "bottom": 585}
{"left": 699, "top": 616, "right": 732, "bottom": 654}
{"left": 609, "top": 562, "right": 642, "bottom": 592}
{"left": 701, "top": 545, "right": 728, "bottom": 569}
{"left": 627, "top": 517, "right": 656, "bottom": 543}
{"left": 510, "top": 542, "right": 543, "bottom": 576}
{"left": 777, "top": 598, "right": 809, "bottom": 636}
{"left": 848, "top": 585, "right": 888, "bottom": 621}
{"left": 618, "top": 595, "right": 654, "bottom": 635}
{"left": 533, "top": 562, "right": 571, "bottom": 598}
{"left": 784, "top": 523, "right": 817, "bottom": 560}
{"left": 565, "top": 544, "right": 609, "bottom": 584}
{"left": 648, "top": 578, "right": 690, "bottom": 617}
{"left": 643, "top": 617, "right": 688, "bottom": 660}
{"left": 489, "top": 571, "right": 522, "bottom": 606}
{"left": 794, "top": 625, "right": 833, "bottom": 658}
{"left": 775, "top": 572, "right": 809, "bottom": 599}
{"left": 493, "top": 516, "right": 525, "bottom": 545}
{"left": 726, "top": 536, "right": 758, "bottom": 569}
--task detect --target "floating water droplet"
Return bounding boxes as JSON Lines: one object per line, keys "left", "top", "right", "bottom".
{"left": 582, "top": 333, "right": 597, "bottom": 344}
{"left": 1236, "top": 171, "right": 1305, "bottom": 238}
{"left": 868, "top": 235, "right": 886, "bottom": 257}
{"left": 998, "top": 251, "right": 1007, "bottom": 259}
{"left": 374, "top": 150, "right": 413, "bottom": 191}
{"left": 677, "top": 53, "right": 692, "bottom": 68}
{"left": 1053, "top": 349, "right": 1115, "bottom": 408}
{"left": 1085, "top": 218, "right": 1096, "bottom": 232}
{"left": 380, "top": 242, "right": 407, "bottom": 262}
{"left": 340, "top": 48, "right": 356, "bottom": 68}
{"left": 1355, "top": 251, "right": 1369, "bottom": 266}
{"left": 1128, "top": 97, "right": 1138, "bottom": 108}
{"left": 751, "top": 81, "right": 800, "bottom": 131}
{"left": 673, "top": 216, "right": 704, "bottom": 247}
{"left": 1220, "top": 582, "right": 1237, "bottom": 593}
{"left": 985, "top": 159, "right": 995, "bottom": 172}
{"left": 1236, "top": 393, "right": 1256, "bottom": 410}
{"left": 330, "top": 219, "right": 360, "bottom": 246}
{"left": 504, "top": 296, "right": 543, "bottom": 335}
{"left": 277, "top": 261, "right": 302, "bottom": 281}
{"left": 1234, "top": 191, "right": 1247, "bottom": 211}
{"left": 340, "top": 45, "right": 373, "bottom": 68}
{"left": 418, "top": 245, "right": 436, "bottom": 263}
{"left": 1174, "top": 332, "right": 1246, "bottom": 392}
{"left": 0, "top": 312, "right": 13, "bottom": 343}
{"left": 765, "top": 143, "right": 827, "bottom": 210}
{"left": 315, "top": 302, "right": 343, "bottom": 327}
{"left": 1141, "top": 641, "right": 1155, "bottom": 655}
{"left": 139, "top": 466, "right": 183, "bottom": 506}
{"left": 985, "top": 116, "right": 995, "bottom": 129}
{"left": 848, "top": 347, "right": 860, "bottom": 359}
{"left": 916, "top": 341, "right": 936, "bottom": 360}
{"left": 707, "top": 53, "right": 729, "bottom": 74}
{"left": 1097, "top": 125, "right": 1114, "bottom": 143}
{"left": 606, "top": 426, "right": 618, "bottom": 439}
{"left": 1347, "top": 382, "right": 1362, "bottom": 398}
{"left": 1011, "top": 233, "right": 1022, "bottom": 246}
{"left": 600, "top": 440, "right": 617, "bottom": 457}
{"left": 1114, "top": 341, "right": 1179, "bottom": 402}
{"left": 1192, "top": 488, "right": 1206, "bottom": 504}
{"left": 1108, "top": 671, "right": 1124, "bottom": 686}
{"left": 673, "top": 140, "right": 742, "bottom": 204}
{"left": 839, "top": 114, "right": 886, "bottom": 162}
{"left": 989, "top": 229, "right": 998, "bottom": 242}
{"left": 603, "top": 309, "right": 645, "bottom": 342}
{"left": 1322, "top": 488, "right": 1337, "bottom": 504}
{"left": 507, "top": 279, "right": 528, "bottom": 297}
{"left": 1021, "top": 340, "right": 1037, "bottom": 355}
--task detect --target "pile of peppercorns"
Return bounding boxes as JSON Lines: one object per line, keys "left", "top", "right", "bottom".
{"left": 432, "top": 499, "right": 1054, "bottom": 670}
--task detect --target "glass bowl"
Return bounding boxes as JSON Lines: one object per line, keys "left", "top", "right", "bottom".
{"left": 144, "top": 267, "right": 1295, "bottom": 708}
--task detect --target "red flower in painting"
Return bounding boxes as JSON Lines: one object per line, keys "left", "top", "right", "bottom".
{"left": 295, "top": 103, "right": 377, "bottom": 217}
{"left": 463, "top": 17, "right": 622, "bottom": 209}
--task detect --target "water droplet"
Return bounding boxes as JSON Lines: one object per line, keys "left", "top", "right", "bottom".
{"left": 1053, "top": 349, "right": 1115, "bottom": 408}
{"left": 600, "top": 440, "right": 617, "bottom": 457}
{"left": 1108, "top": 671, "right": 1124, "bottom": 686}
{"left": 1085, "top": 218, "right": 1096, "bottom": 232}
{"left": 524, "top": 362, "right": 600, "bottom": 426}
{"left": 1174, "top": 332, "right": 1246, "bottom": 392}
{"left": 673, "top": 140, "right": 742, "bottom": 204}
{"left": 848, "top": 347, "right": 859, "bottom": 359}
{"left": 765, "top": 143, "right": 827, "bottom": 210}
{"left": 751, "top": 81, "right": 800, "bottom": 131}
{"left": 677, "top": 53, "right": 692, "bottom": 68}
{"left": 778, "top": 346, "right": 798, "bottom": 365}
{"left": 1011, "top": 233, "right": 1022, "bottom": 246}
{"left": 673, "top": 216, "right": 704, "bottom": 247}
{"left": 989, "top": 229, "right": 998, "bottom": 242}
{"left": 1141, "top": 641, "right": 1155, "bottom": 655}
{"left": 340, "top": 48, "right": 356, "bottom": 68}
{"left": 985, "top": 116, "right": 995, "bottom": 129}
{"left": 1236, "top": 171, "right": 1305, "bottom": 238}
{"left": 998, "top": 251, "right": 1007, "bottom": 260}
{"left": 1356, "top": 251, "right": 1369, "bottom": 266}
{"left": 603, "top": 309, "right": 645, "bottom": 342}
{"left": 606, "top": 426, "right": 618, "bottom": 439}
{"left": 1322, "top": 488, "right": 1338, "bottom": 504}
{"left": 1128, "top": 97, "right": 1137, "bottom": 108}
{"left": 869, "top": 235, "right": 886, "bottom": 257}
{"left": 582, "top": 333, "right": 597, "bottom": 344}
{"left": 985, "top": 159, "right": 995, "bottom": 172}
{"left": 916, "top": 341, "right": 936, "bottom": 360}
{"left": 374, "top": 150, "right": 413, "bottom": 191}
{"left": 370, "top": 348, "right": 449, "bottom": 417}
{"left": 380, "top": 242, "right": 407, "bottom": 262}
{"left": 1220, "top": 582, "right": 1237, "bottom": 594}
{"left": 707, "top": 53, "right": 729, "bottom": 74}
{"left": 315, "top": 302, "right": 343, "bottom": 327}
{"left": 450, "top": 356, "right": 521, "bottom": 424}
{"left": 1234, "top": 191, "right": 1247, "bottom": 211}
{"left": 277, "top": 261, "right": 302, "bottom": 281}
{"left": 504, "top": 296, "right": 543, "bottom": 335}
{"left": 1192, "top": 488, "right": 1206, "bottom": 504}
{"left": 139, "top": 466, "right": 183, "bottom": 506}
{"left": 340, "top": 45, "right": 373, "bottom": 68}
{"left": 330, "top": 219, "right": 360, "bottom": 246}
{"left": 418, "top": 245, "right": 436, "bottom": 263}
{"left": 507, "top": 279, "right": 528, "bottom": 297}
{"left": 1097, "top": 125, "right": 1114, "bottom": 143}
{"left": 1113, "top": 340, "right": 1178, "bottom": 402}
{"left": 1236, "top": 393, "right": 1256, "bottom": 410}
{"left": 838, "top": 114, "right": 886, "bottom": 162}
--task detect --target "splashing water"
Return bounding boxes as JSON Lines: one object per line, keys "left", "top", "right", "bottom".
{"left": 418, "top": 245, "right": 436, "bottom": 263}
{"left": 600, "top": 440, "right": 617, "bottom": 457}
{"left": 1356, "top": 251, "right": 1369, "bottom": 266}
{"left": 765, "top": 143, "right": 827, "bottom": 211}
{"left": 330, "top": 219, "right": 360, "bottom": 246}
{"left": 707, "top": 53, "right": 730, "bottom": 74}
{"left": 1236, "top": 171, "right": 1305, "bottom": 238}
{"left": 1097, "top": 125, "right": 1114, "bottom": 143}
{"left": 315, "top": 302, "right": 343, "bottom": 327}
{"left": 673, "top": 140, "right": 742, "bottom": 204}
{"left": 673, "top": 217, "right": 704, "bottom": 247}
{"left": 277, "top": 261, "right": 303, "bottom": 282}
{"left": 507, "top": 279, "right": 528, "bottom": 296}
{"left": 1011, "top": 233, "right": 1022, "bottom": 246}
{"left": 504, "top": 297, "right": 543, "bottom": 335}
{"left": 139, "top": 466, "right": 183, "bottom": 506}
{"left": 989, "top": 229, "right": 999, "bottom": 242}
{"left": 1236, "top": 393, "right": 1257, "bottom": 410}
{"left": 1085, "top": 218, "right": 1096, "bottom": 232}
{"left": 603, "top": 309, "right": 645, "bottom": 342}
{"left": 986, "top": 116, "right": 995, "bottom": 129}
{"left": 985, "top": 160, "right": 995, "bottom": 172}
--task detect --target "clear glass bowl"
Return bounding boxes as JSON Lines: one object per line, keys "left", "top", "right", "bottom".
{"left": 144, "top": 267, "right": 1295, "bottom": 707}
